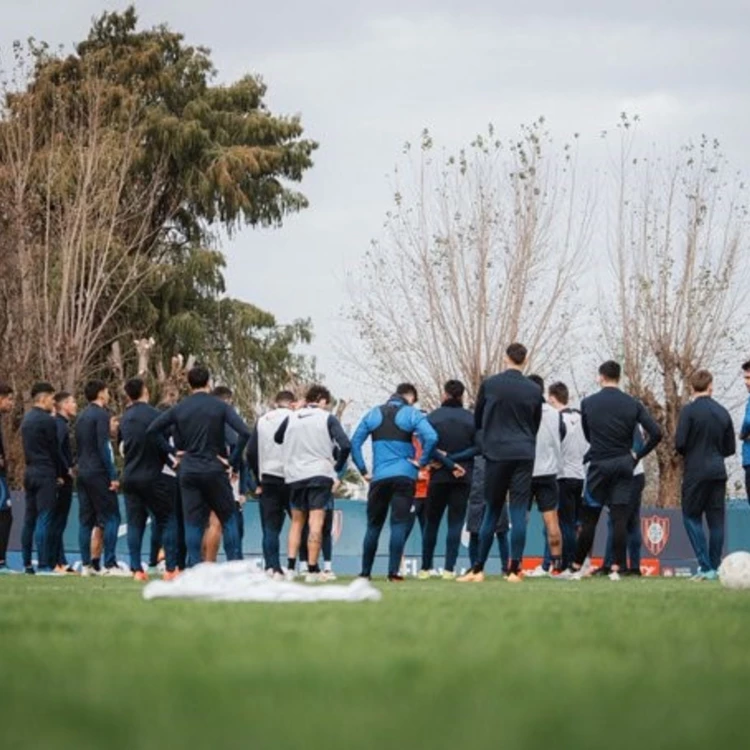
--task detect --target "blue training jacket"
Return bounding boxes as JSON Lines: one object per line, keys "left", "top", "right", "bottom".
{"left": 351, "top": 395, "right": 438, "bottom": 483}
{"left": 741, "top": 397, "right": 750, "bottom": 467}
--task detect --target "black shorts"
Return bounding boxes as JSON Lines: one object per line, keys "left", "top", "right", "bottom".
{"left": 586, "top": 457, "right": 634, "bottom": 507}
{"left": 531, "top": 475, "right": 558, "bottom": 512}
{"left": 179, "top": 471, "right": 235, "bottom": 526}
{"left": 290, "top": 484, "right": 332, "bottom": 512}
{"left": 682, "top": 478, "right": 726, "bottom": 517}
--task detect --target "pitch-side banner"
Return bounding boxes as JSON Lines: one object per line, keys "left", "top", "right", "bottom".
{"left": 6, "top": 492, "right": 750, "bottom": 576}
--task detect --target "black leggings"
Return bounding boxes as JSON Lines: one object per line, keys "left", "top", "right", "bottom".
{"left": 574, "top": 506, "right": 601, "bottom": 567}
{"left": 574, "top": 504, "right": 629, "bottom": 570}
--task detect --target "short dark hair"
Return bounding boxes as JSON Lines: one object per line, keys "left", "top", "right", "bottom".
{"left": 84, "top": 379, "right": 107, "bottom": 403}
{"left": 276, "top": 390, "right": 295, "bottom": 405}
{"left": 743, "top": 360, "right": 750, "bottom": 373}
{"left": 691, "top": 369, "right": 713, "bottom": 393}
{"left": 0, "top": 383, "right": 13, "bottom": 396}
{"left": 124, "top": 378, "right": 146, "bottom": 402}
{"left": 396, "top": 383, "right": 418, "bottom": 401}
{"left": 598, "top": 360, "right": 622, "bottom": 382}
{"left": 444, "top": 380, "right": 465, "bottom": 400}
{"left": 506, "top": 343, "right": 528, "bottom": 366}
{"left": 212, "top": 386, "right": 233, "bottom": 401}
{"left": 54, "top": 391, "right": 72, "bottom": 406}
{"left": 548, "top": 381, "right": 569, "bottom": 405}
{"left": 31, "top": 381, "right": 55, "bottom": 400}
{"left": 528, "top": 374, "right": 544, "bottom": 392}
{"left": 187, "top": 365, "right": 210, "bottom": 390}
{"left": 305, "top": 384, "right": 331, "bottom": 404}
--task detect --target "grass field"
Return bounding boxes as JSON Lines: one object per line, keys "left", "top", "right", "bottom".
{"left": 1, "top": 576, "right": 749, "bottom": 750}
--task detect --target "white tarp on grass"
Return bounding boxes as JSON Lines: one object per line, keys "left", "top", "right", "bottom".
{"left": 143, "top": 561, "right": 382, "bottom": 603}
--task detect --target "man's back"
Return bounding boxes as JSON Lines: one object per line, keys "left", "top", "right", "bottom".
{"left": 21, "top": 408, "right": 60, "bottom": 477}
{"left": 256, "top": 407, "right": 293, "bottom": 479}
{"left": 351, "top": 396, "right": 438, "bottom": 482}
{"left": 280, "top": 406, "right": 347, "bottom": 485}
{"left": 676, "top": 397, "right": 735, "bottom": 480}
{"left": 120, "top": 402, "right": 168, "bottom": 482}
{"left": 559, "top": 408, "right": 588, "bottom": 480}
{"left": 148, "top": 392, "right": 249, "bottom": 475}
{"left": 533, "top": 403, "right": 563, "bottom": 477}
{"left": 428, "top": 404, "right": 476, "bottom": 483}
{"left": 581, "top": 388, "right": 659, "bottom": 463}
{"left": 75, "top": 404, "right": 114, "bottom": 477}
{"left": 475, "top": 370, "right": 543, "bottom": 462}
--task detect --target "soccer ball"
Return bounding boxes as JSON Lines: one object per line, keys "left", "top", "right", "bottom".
{"left": 718, "top": 552, "right": 750, "bottom": 590}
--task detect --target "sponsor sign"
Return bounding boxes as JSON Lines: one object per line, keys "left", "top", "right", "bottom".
{"left": 5, "top": 492, "right": 748, "bottom": 576}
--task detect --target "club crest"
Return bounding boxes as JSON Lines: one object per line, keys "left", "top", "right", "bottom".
{"left": 642, "top": 515, "right": 670, "bottom": 556}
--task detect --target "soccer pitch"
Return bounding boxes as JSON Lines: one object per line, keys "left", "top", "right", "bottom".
{"left": 2, "top": 578, "right": 749, "bottom": 750}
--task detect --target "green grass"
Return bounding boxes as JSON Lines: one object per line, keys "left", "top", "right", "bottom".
{"left": 1, "top": 577, "right": 750, "bottom": 750}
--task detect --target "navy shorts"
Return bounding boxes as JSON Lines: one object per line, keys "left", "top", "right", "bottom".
{"left": 290, "top": 484, "right": 332, "bottom": 512}
{"left": 586, "top": 457, "right": 634, "bottom": 507}
{"left": 531, "top": 475, "right": 558, "bottom": 512}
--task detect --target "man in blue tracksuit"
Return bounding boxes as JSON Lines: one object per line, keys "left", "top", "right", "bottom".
{"left": 740, "top": 360, "right": 750, "bottom": 504}
{"left": 76, "top": 379, "right": 123, "bottom": 576}
{"left": 419, "top": 380, "right": 478, "bottom": 579}
{"left": 21, "top": 383, "right": 67, "bottom": 574}
{"left": 147, "top": 366, "right": 251, "bottom": 565}
{"left": 352, "top": 383, "right": 439, "bottom": 581}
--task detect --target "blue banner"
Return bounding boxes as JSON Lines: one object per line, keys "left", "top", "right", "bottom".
{"left": 6, "top": 492, "right": 750, "bottom": 576}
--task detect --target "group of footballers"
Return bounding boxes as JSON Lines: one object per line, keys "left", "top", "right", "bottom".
{"left": 0, "top": 341, "right": 746, "bottom": 583}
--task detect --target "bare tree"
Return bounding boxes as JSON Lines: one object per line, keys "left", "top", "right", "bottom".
{"left": 346, "top": 120, "right": 594, "bottom": 406}
{"left": 0, "top": 69, "right": 173, "bottom": 393}
{"left": 603, "top": 114, "right": 749, "bottom": 506}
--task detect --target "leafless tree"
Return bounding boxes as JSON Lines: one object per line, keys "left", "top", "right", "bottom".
{"left": 0, "top": 71, "right": 173, "bottom": 394}
{"left": 346, "top": 120, "right": 594, "bottom": 406}
{"left": 602, "top": 114, "right": 749, "bottom": 506}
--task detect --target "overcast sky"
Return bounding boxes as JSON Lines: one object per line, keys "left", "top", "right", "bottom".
{"left": 2, "top": 1, "right": 749, "bottom": 405}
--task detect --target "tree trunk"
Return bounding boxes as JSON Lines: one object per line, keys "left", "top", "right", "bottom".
{"left": 656, "top": 452, "right": 682, "bottom": 508}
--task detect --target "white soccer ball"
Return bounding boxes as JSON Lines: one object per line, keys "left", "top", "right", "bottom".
{"left": 718, "top": 552, "right": 750, "bottom": 590}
